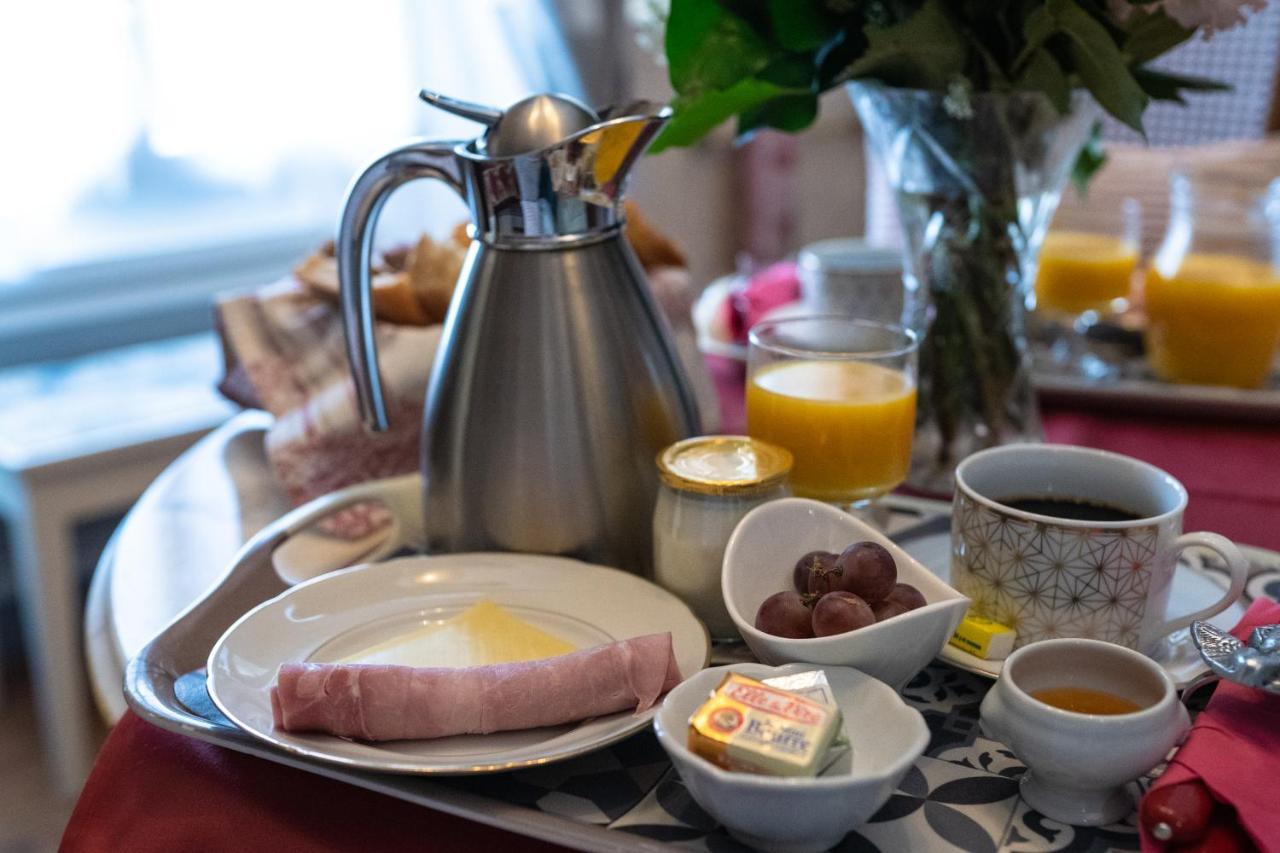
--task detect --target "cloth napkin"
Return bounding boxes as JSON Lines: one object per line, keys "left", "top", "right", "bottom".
{"left": 1139, "top": 598, "right": 1280, "bottom": 852}
{"left": 216, "top": 277, "right": 439, "bottom": 537}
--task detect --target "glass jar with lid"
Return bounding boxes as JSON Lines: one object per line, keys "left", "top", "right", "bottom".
{"left": 653, "top": 435, "right": 792, "bottom": 640}
{"left": 1144, "top": 169, "right": 1280, "bottom": 388}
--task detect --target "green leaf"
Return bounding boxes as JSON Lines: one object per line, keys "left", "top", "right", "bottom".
{"left": 650, "top": 78, "right": 802, "bottom": 153}
{"left": 1121, "top": 8, "right": 1195, "bottom": 63}
{"left": 1017, "top": 48, "right": 1070, "bottom": 113}
{"left": 738, "top": 92, "right": 820, "bottom": 135}
{"left": 846, "top": 0, "right": 967, "bottom": 89}
{"left": 1070, "top": 120, "right": 1106, "bottom": 195}
{"left": 1049, "top": 0, "right": 1148, "bottom": 132}
{"left": 1133, "top": 66, "right": 1231, "bottom": 102}
{"left": 665, "top": 0, "right": 774, "bottom": 95}
{"left": 769, "top": 0, "right": 837, "bottom": 51}
{"left": 1012, "top": 4, "right": 1057, "bottom": 71}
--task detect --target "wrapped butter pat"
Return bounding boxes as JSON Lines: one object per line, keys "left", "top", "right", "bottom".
{"left": 949, "top": 613, "right": 1015, "bottom": 660}
{"left": 762, "top": 670, "right": 850, "bottom": 754}
{"left": 688, "top": 672, "right": 841, "bottom": 777}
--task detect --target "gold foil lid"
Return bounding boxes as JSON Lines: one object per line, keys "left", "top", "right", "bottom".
{"left": 657, "top": 436, "right": 792, "bottom": 496}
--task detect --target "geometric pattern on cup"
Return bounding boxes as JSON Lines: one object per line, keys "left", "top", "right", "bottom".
{"left": 951, "top": 492, "right": 1158, "bottom": 649}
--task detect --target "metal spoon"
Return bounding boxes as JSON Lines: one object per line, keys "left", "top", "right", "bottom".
{"left": 418, "top": 89, "right": 599, "bottom": 157}
{"left": 1183, "top": 621, "right": 1280, "bottom": 702}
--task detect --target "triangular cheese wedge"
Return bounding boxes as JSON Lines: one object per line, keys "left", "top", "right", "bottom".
{"left": 340, "top": 600, "right": 576, "bottom": 668}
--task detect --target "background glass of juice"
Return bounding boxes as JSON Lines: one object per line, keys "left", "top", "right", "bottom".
{"left": 746, "top": 317, "right": 918, "bottom": 508}
{"left": 1143, "top": 172, "right": 1280, "bottom": 389}
{"left": 1033, "top": 198, "right": 1141, "bottom": 377}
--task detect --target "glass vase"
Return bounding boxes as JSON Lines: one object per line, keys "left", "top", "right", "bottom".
{"left": 849, "top": 82, "right": 1099, "bottom": 493}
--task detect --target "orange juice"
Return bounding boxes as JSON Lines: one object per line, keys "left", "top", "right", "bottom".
{"left": 1035, "top": 231, "right": 1138, "bottom": 315}
{"left": 1144, "top": 252, "right": 1280, "bottom": 388}
{"left": 746, "top": 360, "right": 916, "bottom": 501}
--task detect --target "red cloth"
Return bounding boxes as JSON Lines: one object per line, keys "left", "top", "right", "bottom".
{"left": 1138, "top": 599, "right": 1280, "bottom": 852}
{"left": 61, "top": 711, "right": 568, "bottom": 853}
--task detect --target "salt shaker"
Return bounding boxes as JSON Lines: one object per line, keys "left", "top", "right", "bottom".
{"left": 653, "top": 436, "right": 792, "bottom": 640}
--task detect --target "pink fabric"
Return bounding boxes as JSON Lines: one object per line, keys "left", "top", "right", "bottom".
{"left": 1138, "top": 599, "right": 1280, "bottom": 852}
{"left": 724, "top": 262, "right": 800, "bottom": 344}
{"left": 270, "top": 634, "right": 683, "bottom": 741}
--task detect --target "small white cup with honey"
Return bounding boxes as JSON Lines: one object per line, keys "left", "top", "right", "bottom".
{"left": 979, "top": 638, "right": 1190, "bottom": 826}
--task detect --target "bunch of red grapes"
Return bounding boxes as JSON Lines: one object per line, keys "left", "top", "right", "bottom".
{"left": 754, "top": 542, "right": 927, "bottom": 639}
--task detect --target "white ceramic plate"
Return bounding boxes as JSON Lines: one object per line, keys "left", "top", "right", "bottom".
{"left": 896, "top": 527, "right": 1252, "bottom": 686}
{"left": 207, "top": 553, "right": 710, "bottom": 774}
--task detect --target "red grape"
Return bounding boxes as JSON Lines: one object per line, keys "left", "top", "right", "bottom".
{"left": 793, "top": 551, "right": 838, "bottom": 594}
{"left": 755, "top": 591, "right": 815, "bottom": 639}
{"left": 871, "top": 599, "right": 910, "bottom": 622}
{"left": 811, "top": 591, "right": 875, "bottom": 637}
{"left": 884, "top": 583, "right": 926, "bottom": 611}
{"left": 831, "top": 542, "right": 897, "bottom": 602}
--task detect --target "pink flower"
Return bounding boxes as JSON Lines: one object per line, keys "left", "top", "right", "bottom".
{"left": 1112, "top": 0, "right": 1266, "bottom": 34}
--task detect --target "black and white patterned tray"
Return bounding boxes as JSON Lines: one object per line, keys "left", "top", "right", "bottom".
{"left": 125, "top": 497, "right": 1279, "bottom": 853}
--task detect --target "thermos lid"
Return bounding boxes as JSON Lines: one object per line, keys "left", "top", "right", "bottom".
{"left": 657, "top": 436, "right": 792, "bottom": 496}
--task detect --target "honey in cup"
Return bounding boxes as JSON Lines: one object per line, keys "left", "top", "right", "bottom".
{"left": 1030, "top": 686, "right": 1144, "bottom": 715}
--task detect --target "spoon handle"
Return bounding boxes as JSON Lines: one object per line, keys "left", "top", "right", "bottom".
{"left": 1181, "top": 671, "right": 1220, "bottom": 706}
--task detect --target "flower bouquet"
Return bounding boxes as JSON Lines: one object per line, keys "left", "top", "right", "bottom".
{"left": 651, "top": 0, "right": 1263, "bottom": 491}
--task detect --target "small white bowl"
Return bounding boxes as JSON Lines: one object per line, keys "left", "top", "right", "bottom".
{"left": 654, "top": 662, "right": 929, "bottom": 853}
{"left": 723, "top": 498, "right": 970, "bottom": 689}
{"left": 980, "top": 638, "right": 1191, "bottom": 826}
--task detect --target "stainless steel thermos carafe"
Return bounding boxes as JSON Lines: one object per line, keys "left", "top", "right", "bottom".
{"left": 337, "top": 93, "right": 700, "bottom": 575}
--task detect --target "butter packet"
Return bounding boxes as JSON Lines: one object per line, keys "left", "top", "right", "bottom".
{"left": 761, "top": 670, "right": 851, "bottom": 765}
{"left": 688, "top": 672, "right": 842, "bottom": 777}
{"left": 949, "top": 613, "right": 1015, "bottom": 660}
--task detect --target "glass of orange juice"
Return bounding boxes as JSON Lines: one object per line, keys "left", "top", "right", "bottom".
{"left": 746, "top": 317, "right": 918, "bottom": 513}
{"left": 1144, "top": 172, "right": 1280, "bottom": 388}
{"left": 1034, "top": 198, "right": 1141, "bottom": 377}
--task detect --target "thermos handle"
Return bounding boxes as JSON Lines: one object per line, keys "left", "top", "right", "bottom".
{"left": 337, "top": 140, "right": 467, "bottom": 431}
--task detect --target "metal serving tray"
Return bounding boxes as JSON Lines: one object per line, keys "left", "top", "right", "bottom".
{"left": 124, "top": 490, "right": 1155, "bottom": 852}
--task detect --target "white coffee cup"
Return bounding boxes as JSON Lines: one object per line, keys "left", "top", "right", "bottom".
{"left": 953, "top": 444, "right": 1248, "bottom": 656}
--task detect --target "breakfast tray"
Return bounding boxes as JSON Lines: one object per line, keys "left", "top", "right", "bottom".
{"left": 1028, "top": 326, "right": 1280, "bottom": 423}
{"left": 126, "top": 497, "right": 1166, "bottom": 853}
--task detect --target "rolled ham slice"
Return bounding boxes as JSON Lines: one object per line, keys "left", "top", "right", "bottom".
{"left": 270, "top": 632, "right": 683, "bottom": 741}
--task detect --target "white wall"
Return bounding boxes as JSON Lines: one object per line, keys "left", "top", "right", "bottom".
{"left": 623, "top": 38, "right": 869, "bottom": 289}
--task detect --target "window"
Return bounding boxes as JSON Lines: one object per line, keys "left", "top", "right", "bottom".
{"left": 0, "top": 1, "right": 588, "bottom": 364}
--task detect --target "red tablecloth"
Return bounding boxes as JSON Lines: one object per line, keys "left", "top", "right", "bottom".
{"left": 63, "top": 365, "right": 1280, "bottom": 851}
{"left": 62, "top": 712, "right": 566, "bottom": 853}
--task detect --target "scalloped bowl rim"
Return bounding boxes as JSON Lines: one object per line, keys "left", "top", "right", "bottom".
{"left": 652, "top": 662, "right": 929, "bottom": 791}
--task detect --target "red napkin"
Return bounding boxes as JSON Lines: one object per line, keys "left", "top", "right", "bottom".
{"left": 1139, "top": 598, "right": 1280, "bottom": 852}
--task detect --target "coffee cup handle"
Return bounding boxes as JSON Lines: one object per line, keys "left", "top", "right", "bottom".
{"left": 1154, "top": 532, "right": 1249, "bottom": 640}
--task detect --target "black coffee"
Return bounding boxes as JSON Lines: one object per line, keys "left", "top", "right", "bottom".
{"left": 1000, "top": 496, "right": 1141, "bottom": 523}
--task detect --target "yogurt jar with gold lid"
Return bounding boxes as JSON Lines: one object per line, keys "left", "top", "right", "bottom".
{"left": 654, "top": 436, "right": 792, "bottom": 639}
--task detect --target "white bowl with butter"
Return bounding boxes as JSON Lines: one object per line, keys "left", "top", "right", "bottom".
{"left": 653, "top": 662, "right": 928, "bottom": 853}
{"left": 722, "top": 498, "right": 970, "bottom": 689}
